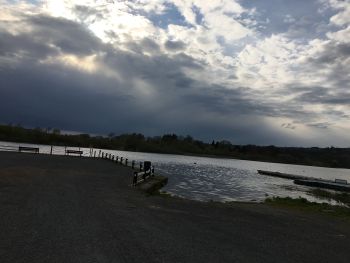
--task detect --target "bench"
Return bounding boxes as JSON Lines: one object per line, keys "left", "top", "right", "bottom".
{"left": 335, "top": 179, "right": 348, "bottom": 185}
{"left": 65, "top": 149, "right": 83, "bottom": 156}
{"left": 18, "top": 146, "right": 39, "bottom": 153}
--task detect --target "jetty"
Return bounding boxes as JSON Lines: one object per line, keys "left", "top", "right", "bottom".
{"left": 295, "top": 179, "right": 350, "bottom": 192}
{"left": 258, "top": 170, "right": 349, "bottom": 192}
{"left": 257, "top": 170, "right": 311, "bottom": 180}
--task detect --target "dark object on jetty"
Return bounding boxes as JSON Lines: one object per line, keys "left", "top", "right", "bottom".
{"left": 257, "top": 170, "right": 310, "bottom": 180}
{"left": 294, "top": 179, "right": 350, "bottom": 193}
{"left": 144, "top": 161, "right": 151, "bottom": 172}
{"left": 18, "top": 146, "right": 39, "bottom": 153}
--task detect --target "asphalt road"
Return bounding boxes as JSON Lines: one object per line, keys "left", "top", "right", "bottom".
{"left": 0, "top": 151, "right": 349, "bottom": 263}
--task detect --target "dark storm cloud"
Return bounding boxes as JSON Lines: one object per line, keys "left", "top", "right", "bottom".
{"left": 322, "top": 109, "right": 350, "bottom": 119}
{"left": 281, "top": 123, "right": 296, "bottom": 130}
{"left": 302, "top": 40, "right": 350, "bottom": 91}
{"left": 0, "top": 8, "right": 338, "bottom": 146}
{"left": 307, "top": 122, "right": 332, "bottom": 129}
{"left": 308, "top": 43, "right": 350, "bottom": 65}
{"left": 296, "top": 86, "right": 350, "bottom": 105}
{"left": 27, "top": 15, "right": 103, "bottom": 55}
{"left": 164, "top": 40, "right": 186, "bottom": 51}
{"left": 0, "top": 31, "right": 56, "bottom": 59}
{"left": 126, "top": 37, "right": 161, "bottom": 54}
{"left": 73, "top": 5, "right": 102, "bottom": 21}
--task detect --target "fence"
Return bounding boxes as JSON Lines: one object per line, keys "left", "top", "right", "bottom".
{"left": 0, "top": 143, "right": 155, "bottom": 186}
{"left": 95, "top": 149, "right": 155, "bottom": 186}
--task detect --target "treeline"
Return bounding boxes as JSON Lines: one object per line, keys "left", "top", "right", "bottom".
{"left": 1, "top": 124, "right": 350, "bottom": 168}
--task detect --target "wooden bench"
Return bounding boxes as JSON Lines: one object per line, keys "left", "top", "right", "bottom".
{"left": 65, "top": 149, "right": 83, "bottom": 156}
{"left": 335, "top": 179, "right": 348, "bottom": 185}
{"left": 18, "top": 146, "right": 39, "bottom": 153}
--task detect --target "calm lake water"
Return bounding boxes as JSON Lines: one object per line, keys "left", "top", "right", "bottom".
{"left": 1, "top": 141, "right": 350, "bottom": 204}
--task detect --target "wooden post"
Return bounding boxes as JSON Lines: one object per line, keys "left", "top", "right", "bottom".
{"left": 50, "top": 145, "right": 53, "bottom": 155}
{"left": 98, "top": 150, "right": 101, "bottom": 158}
{"left": 131, "top": 160, "right": 135, "bottom": 169}
{"left": 94, "top": 151, "right": 96, "bottom": 158}
{"left": 120, "top": 157, "right": 123, "bottom": 163}
{"left": 116, "top": 156, "right": 119, "bottom": 162}
{"left": 133, "top": 172, "right": 138, "bottom": 186}
{"left": 125, "top": 159, "right": 128, "bottom": 166}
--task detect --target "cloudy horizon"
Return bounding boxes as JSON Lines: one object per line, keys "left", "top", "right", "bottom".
{"left": 1, "top": 0, "right": 349, "bottom": 147}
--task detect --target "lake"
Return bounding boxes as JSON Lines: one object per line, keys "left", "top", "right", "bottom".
{"left": 1, "top": 141, "right": 350, "bottom": 203}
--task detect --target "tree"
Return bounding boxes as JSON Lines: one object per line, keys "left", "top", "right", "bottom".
{"left": 52, "top": 128, "right": 61, "bottom": 135}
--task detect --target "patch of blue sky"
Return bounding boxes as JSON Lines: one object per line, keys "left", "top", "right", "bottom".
{"left": 147, "top": 2, "right": 192, "bottom": 29}
{"left": 192, "top": 5, "right": 204, "bottom": 25}
{"left": 218, "top": 35, "right": 257, "bottom": 58}
{"left": 239, "top": 0, "right": 338, "bottom": 40}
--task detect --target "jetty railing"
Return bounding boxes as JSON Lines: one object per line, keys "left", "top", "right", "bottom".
{"left": 93, "top": 149, "right": 155, "bottom": 186}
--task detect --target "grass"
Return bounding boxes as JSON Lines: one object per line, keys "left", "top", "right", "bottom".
{"left": 148, "top": 190, "right": 185, "bottom": 200}
{"left": 265, "top": 196, "right": 350, "bottom": 219}
{"left": 309, "top": 189, "right": 350, "bottom": 206}
{"left": 151, "top": 190, "right": 173, "bottom": 198}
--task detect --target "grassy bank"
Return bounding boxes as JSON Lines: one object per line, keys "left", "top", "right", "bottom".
{"left": 309, "top": 189, "right": 350, "bottom": 206}
{"left": 265, "top": 196, "right": 350, "bottom": 219}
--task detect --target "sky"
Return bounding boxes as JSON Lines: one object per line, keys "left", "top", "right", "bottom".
{"left": 0, "top": 0, "right": 349, "bottom": 147}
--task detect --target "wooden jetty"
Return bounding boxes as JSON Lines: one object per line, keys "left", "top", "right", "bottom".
{"left": 257, "top": 170, "right": 312, "bottom": 181}
{"left": 294, "top": 179, "right": 350, "bottom": 192}
{"left": 258, "top": 170, "right": 349, "bottom": 192}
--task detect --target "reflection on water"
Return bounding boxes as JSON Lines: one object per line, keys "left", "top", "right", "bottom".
{"left": 1, "top": 141, "right": 350, "bottom": 203}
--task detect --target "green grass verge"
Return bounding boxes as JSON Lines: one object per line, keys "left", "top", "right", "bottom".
{"left": 308, "top": 189, "right": 350, "bottom": 206}
{"left": 265, "top": 196, "right": 350, "bottom": 219}
{"left": 150, "top": 190, "right": 173, "bottom": 198}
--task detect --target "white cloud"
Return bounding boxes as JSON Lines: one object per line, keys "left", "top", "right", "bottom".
{"left": 327, "top": 25, "right": 350, "bottom": 42}
{"left": 327, "top": 0, "right": 350, "bottom": 26}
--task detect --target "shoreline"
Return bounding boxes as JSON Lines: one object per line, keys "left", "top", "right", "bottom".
{"left": 2, "top": 139, "right": 350, "bottom": 169}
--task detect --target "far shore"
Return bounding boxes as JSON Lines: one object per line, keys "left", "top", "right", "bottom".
{"left": 2, "top": 139, "right": 350, "bottom": 170}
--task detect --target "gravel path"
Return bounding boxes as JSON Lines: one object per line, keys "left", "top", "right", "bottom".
{"left": 0, "top": 151, "right": 349, "bottom": 263}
